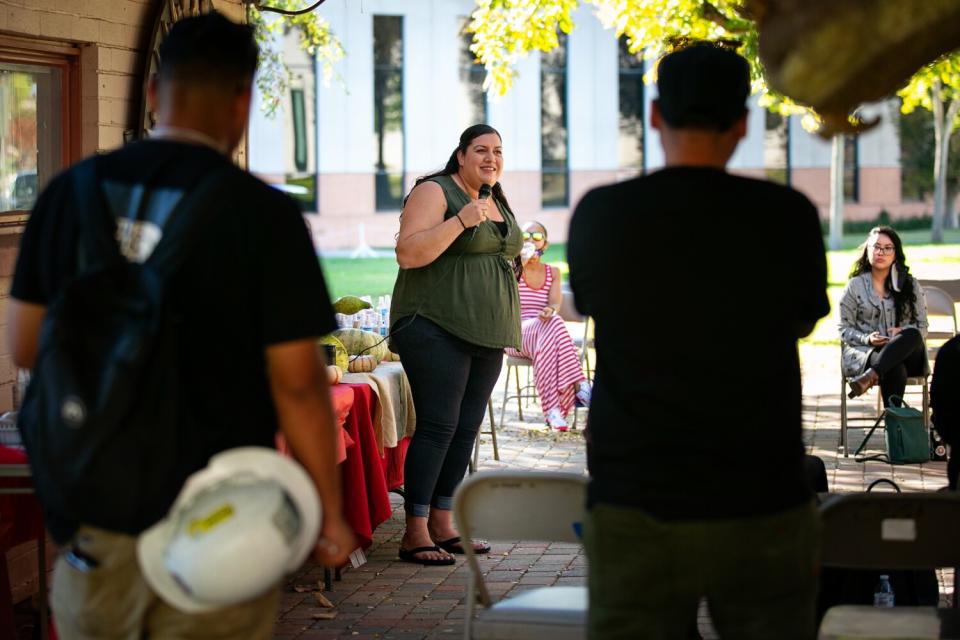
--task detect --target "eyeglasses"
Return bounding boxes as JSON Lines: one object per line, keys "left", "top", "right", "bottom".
{"left": 872, "top": 244, "right": 896, "bottom": 255}
{"left": 522, "top": 232, "right": 545, "bottom": 242}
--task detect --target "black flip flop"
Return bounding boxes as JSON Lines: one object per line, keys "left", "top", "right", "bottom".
{"left": 435, "top": 536, "right": 491, "bottom": 555}
{"left": 398, "top": 545, "right": 455, "bottom": 566}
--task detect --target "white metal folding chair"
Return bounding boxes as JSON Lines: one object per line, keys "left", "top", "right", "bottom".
{"left": 454, "top": 470, "right": 588, "bottom": 640}
{"left": 818, "top": 492, "right": 960, "bottom": 639}
{"left": 922, "top": 285, "right": 958, "bottom": 361}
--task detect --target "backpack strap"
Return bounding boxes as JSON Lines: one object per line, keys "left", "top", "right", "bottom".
{"left": 72, "top": 157, "right": 124, "bottom": 272}
{"left": 854, "top": 411, "right": 889, "bottom": 463}
{"left": 144, "top": 166, "right": 231, "bottom": 279}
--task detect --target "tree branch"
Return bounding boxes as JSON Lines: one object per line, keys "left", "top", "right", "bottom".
{"left": 253, "top": 0, "right": 328, "bottom": 16}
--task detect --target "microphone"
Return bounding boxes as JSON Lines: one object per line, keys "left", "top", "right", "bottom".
{"left": 478, "top": 184, "right": 491, "bottom": 200}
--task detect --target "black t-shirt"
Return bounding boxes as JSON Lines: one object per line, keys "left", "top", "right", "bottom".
{"left": 12, "top": 139, "right": 336, "bottom": 461}
{"left": 568, "top": 166, "right": 830, "bottom": 519}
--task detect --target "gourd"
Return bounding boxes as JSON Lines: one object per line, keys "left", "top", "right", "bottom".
{"left": 333, "top": 295, "right": 372, "bottom": 315}
{"left": 326, "top": 365, "right": 343, "bottom": 385}
{"left": 348, "top": 354, "right": 377, "bottom": 373}
{"left": 332, "top": 328, "right": 389, "bottom": 363}
{"left": 318, "top": 335, "right": 349, "bottom": 373}
{"left": 387, "top": 351, "right": 401, "bottom": 362}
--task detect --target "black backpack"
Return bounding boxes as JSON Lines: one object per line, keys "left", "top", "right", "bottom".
{"left": 19, "top": 157, "right": 227, "bottom": 543}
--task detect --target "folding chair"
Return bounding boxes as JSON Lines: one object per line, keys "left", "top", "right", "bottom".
{"left": 922, "top": 285, "right": 958, "bottom": 360}
{"left": 559, "top": 285, "right": 593, "bottom": 382}
{"left": 470, "top": 399, "right": 499, "bottom": 473}
{"left": 498, "top": 354, "right": 538, "bottom": 428}
{"left": 454, "top": 470, "right": 588, "bottom": 640}
{"left": 818, "top": 492, "right": 960, "bottom": 639}
{"left": 840, "top": 349, "right": 929, "bottom": 458}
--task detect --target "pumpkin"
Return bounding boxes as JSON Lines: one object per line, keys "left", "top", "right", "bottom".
{"left": 387, "top": 351, "right": 401, "bottom": 362}
{"left": 332, "top": 328, "right": 389, "bottom": 363}
{"left": 318, "top": 334, "right": 349, "bottom": 373}
{"left": 348, "top": 354, "right": 377, "bottom": 373}
{"left": 326, "top": 365, "right": 343, "bottom": 385}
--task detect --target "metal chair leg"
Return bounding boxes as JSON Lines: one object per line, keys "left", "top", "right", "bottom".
{"left": 841, "top": 376, "right": 849, "bottom": 457}
{"left": 499, "top": 362, "right": 511, "bottom": 428}
{"left": 514, "top": 364, "right": 524, "bottom": 421}
{"left": 488, "top": 398, "right": 499, "bottom": 461}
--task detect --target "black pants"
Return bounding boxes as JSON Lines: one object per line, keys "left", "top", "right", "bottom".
{"left": 867, "top": 327, "right": 926, "bottom": 407}
{"left": 391, "top": 316, "right": 503, "bottom": 517}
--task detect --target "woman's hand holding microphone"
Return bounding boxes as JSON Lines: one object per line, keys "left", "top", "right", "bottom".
{"left": 456, "top": 199, "right": 489, "bottom": 228}
{"left": 455, "top": 184, "right": 493, "bottom": 229}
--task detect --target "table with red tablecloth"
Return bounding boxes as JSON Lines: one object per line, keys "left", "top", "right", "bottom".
{"left": 0, "top": 445, "right": 52, "bottom": 639}
{"left": 338, "top": 383, "right": 393, "bottom": 549}
{"left": 275, "top": 383, "right": 396, "bottom": 550}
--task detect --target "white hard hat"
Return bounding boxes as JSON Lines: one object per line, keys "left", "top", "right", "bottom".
{"left": 137, "top": 447, "right": 321, "bottom": 613}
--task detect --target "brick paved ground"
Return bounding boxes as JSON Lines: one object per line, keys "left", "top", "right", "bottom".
{"left": 273, "top": 339, "right": 951, "bottom": 639}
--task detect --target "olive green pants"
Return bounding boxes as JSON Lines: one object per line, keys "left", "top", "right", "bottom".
{"left": 51, "top": 526, "right": 280, "bottom": 640}
{"left": 585, "top": 501, "right": 820, "bottom": 640}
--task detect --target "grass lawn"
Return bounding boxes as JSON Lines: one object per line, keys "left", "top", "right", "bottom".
{"left": 320, "top": 230, "right": 959, "bottom": 345}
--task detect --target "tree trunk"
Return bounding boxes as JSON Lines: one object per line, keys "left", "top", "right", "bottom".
{"left": 929, "top": 82, "right": 959, "bottom": 243}
{"left": 829, "top": 134, "right": 844, "bottom": 250}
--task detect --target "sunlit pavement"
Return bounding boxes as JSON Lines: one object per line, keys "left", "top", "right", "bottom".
{"left": 273, "top": 338, "right": 951, "bottom": 639}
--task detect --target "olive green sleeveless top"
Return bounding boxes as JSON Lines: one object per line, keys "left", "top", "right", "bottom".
{"left": 390, "top": 175, "right": 522, "bottom": 349}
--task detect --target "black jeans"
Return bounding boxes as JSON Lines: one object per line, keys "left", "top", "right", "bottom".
{"left": 867, "top": 327, "right": 926, "bottom": 407}
{"left": 391, "top": 316, "right": 503, "bottom": 517}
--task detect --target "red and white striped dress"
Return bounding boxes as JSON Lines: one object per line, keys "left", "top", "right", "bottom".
{"left": 506, "top": 264, "right": 585, "bottom": 420}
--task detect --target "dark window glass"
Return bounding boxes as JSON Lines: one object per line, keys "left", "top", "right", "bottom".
{"left": 618, "top": 38, "right": 643, "bottom": 173}
{"left": 374, "top": 16, "right": 404, "bottom": 211}
{"left": 541, "top": 34, "right": 568, "bottom": 207}
{"left": 844, "top": 134, "right": 858, "bottom": 203}
{"left": 458, "top": 24, "right": 487, "bottom": 131}
{"left": 764, "top": 111, "right": 790, "bottom": 185}
{"left": 291, "top": 88, "right": 307, "bottom": 172}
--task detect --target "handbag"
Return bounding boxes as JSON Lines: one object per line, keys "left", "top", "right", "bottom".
{"left": 854, "top": 395, "right": 929, "bottom": 464}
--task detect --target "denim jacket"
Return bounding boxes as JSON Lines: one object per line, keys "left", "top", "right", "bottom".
{"left": 838, "top": 273, "right": 929, "bottom": 377}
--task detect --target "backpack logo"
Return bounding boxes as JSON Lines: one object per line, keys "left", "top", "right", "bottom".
{"left": 60, "top": 396, "right": 87, "bottom": 428}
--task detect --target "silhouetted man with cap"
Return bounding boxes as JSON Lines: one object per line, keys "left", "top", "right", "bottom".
{"left": 569, "top": 43, "right": 830, "bottom": 639}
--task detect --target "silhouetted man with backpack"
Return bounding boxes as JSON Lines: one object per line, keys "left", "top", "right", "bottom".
{"left": 7, "top": 12, "right": 353, "bottom": 639}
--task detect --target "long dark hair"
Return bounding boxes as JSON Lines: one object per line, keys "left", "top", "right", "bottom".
{"left": 403, "top": 124, "right": 512, "bottom": 211}
{"left": 403, "top": 124, "right": 522, "bottom": 280}
{"left": 849, "top": 226, "right": 919, "bottom": 325}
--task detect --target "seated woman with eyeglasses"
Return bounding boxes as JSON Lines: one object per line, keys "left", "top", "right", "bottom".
{"left": 506, "top": 221, "right": 591, "bottom": 431}
{"left": 840, "top": 226, "right": 928, "bottom": 402}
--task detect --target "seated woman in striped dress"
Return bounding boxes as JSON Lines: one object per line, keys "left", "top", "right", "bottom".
{"left": 508, "top": 221, "right": 591, "bottom": 431}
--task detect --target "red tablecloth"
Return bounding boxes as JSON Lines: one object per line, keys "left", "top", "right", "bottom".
{"left": 0, "top": 446, "right": 44, "bottom": 549}
{"left": 340, "top": 383, "right": 392, "bottom": 549}
{"left": 275, "top": 384, "right": 355, "bottom": 463}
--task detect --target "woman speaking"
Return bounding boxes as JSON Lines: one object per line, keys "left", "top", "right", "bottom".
{"left": 389, "top": 124, "right": 522, "bottom": 565}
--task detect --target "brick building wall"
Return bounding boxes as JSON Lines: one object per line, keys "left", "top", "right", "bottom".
{"left": 0, "top": 0, "right": 245, "bottom": 412}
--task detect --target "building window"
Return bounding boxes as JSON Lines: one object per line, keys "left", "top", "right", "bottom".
{"left": 618, "top": 38, "right": 643, "bottom": 174}
{"left": 373, "top": 16, "right": 404, "bottom": 211}
{"left": 0, "top": 37, "right": 79, "bottom": 219}
{"left": 457, "top": 24, "right": 487, "bottom": 131}
{"left": 541, "top": 34, "right": 568, "bottom": 207}
{"left": 764, "top": 111, "right": 790, "bottom": 185}
{"left": 899, "top": 107, "right": 933, "bottom": 202}
{"left": 291, "top": 88, "right": 307, "bottom": 172}
{"left": 844, "top": 134, "right": 859, "bottom": 203}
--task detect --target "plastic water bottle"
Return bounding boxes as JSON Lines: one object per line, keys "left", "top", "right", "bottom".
{"left": 873, "top": 575, "right": 895, "bottom": 607}
{"left": 378, "top": 298, "right": 389, "bottom": 336}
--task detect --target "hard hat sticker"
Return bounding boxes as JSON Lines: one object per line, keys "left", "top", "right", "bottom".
{"left": 187, "top": 503, "right": 235, "bottom": 537}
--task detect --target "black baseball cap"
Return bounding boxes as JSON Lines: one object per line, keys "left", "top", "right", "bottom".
{"left": 656, "top": 43, "right": 750, "bottom": 131}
